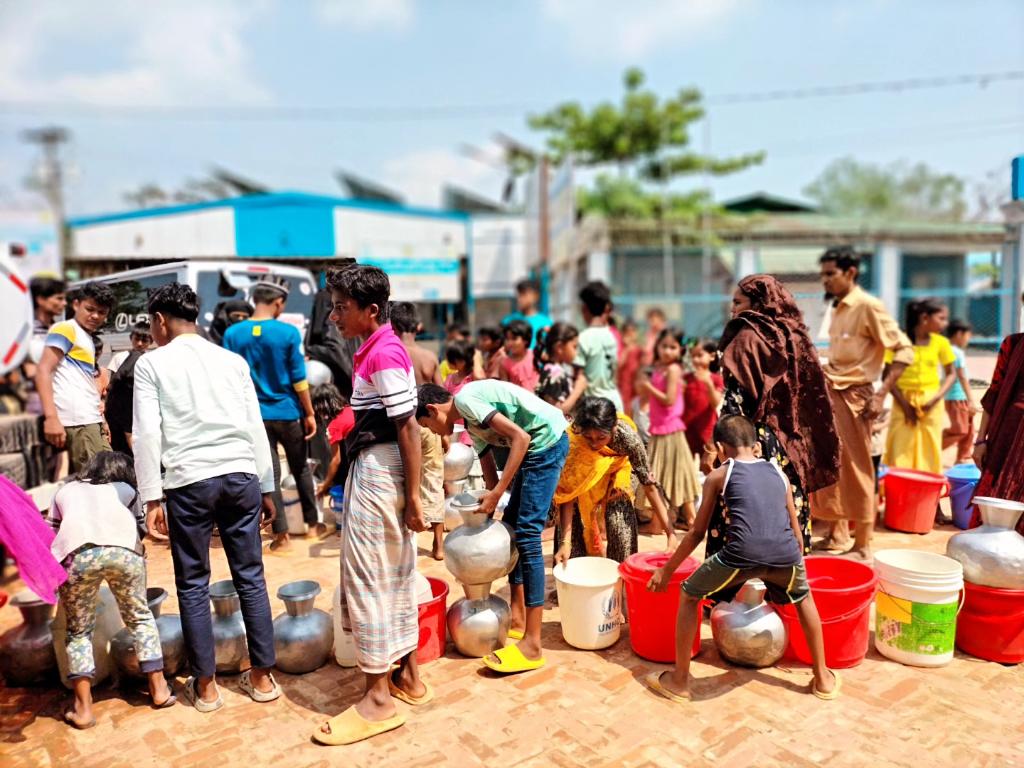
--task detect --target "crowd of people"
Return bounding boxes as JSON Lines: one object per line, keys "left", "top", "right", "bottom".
{"left": 11, "top": 242, "right": 1024, "bottom": 744}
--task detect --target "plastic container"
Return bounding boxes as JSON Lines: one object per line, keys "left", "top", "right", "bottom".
{"left": 946, "top": 464, "right": 981, "bottom": 530}
{"left": 332, "top": 585, "right": 357, "bottom": 667}
{"left": 874, "top": 549, "right": 963, "bottom": 667}
{"left": 775, "top": 556, "right": 878, "bottom": 669}
{"left": 882, "top": 469, "right": 949, "bottom": 534}
{"left": 956, "top": 580, "right": 1024, "bottom": 664}
{"left": 329, "top": 485, "right": 344, "bottom": 530}
{"left": 619, "top": 552, "right": 702, "bottom": 662}
{"left": 416, "top": 577, "right": 449, "bottom": 665}
{"left": 553, "top": 557, "right": 622, "bottom": 650}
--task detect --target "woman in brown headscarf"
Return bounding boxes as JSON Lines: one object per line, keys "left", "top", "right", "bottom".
{"left": 704, "top": 275, "right": 841, "bottom": 559}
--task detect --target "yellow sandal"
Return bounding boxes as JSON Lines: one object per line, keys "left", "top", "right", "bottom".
{"left": 481, "top": 644, "right": 546, "bottom": 674}
{"left": 388, "top": 677, "right": 434, "bottom": 706}
{"left": 312, "top": 707, "right": 406, "bottom": 746}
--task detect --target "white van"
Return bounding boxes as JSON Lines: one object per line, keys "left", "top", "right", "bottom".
{"left": 73, "top": 260, "right": 318, "bottom": 354}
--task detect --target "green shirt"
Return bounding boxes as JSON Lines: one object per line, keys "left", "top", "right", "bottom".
{"left": 454, "top": 380, "right": 567, "bottom": 455}
{"left": 574, "top": 325, "right": 623, "bottom": 411}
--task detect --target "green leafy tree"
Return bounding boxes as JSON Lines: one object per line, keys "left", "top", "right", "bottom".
{"left": 528, "top": 68, "right": 763, "bottom": 218}
{"left": 803, "top": 157, "right": 967, "bottom": 221}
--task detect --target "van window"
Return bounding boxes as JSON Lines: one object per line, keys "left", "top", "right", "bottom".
{"left": 106, "top": 272, "right": 177, "bottom": 333}
{"left": 196, "top": 269, "right": 315, "bottom": 329}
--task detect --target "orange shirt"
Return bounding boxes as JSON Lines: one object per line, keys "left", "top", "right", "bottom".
{"left": 822, "top": 286, "right": 913, "bottom": 390}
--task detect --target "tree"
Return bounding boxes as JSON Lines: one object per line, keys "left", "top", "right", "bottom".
{"left": 527, "top": 68, "right": 763, "bottom": 218}
{"left": 803, "top": 157, "right": 967, "bottom": 221}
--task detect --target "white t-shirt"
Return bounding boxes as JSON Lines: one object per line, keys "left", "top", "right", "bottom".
{"left": 45, "top": 319, "right": 101, "bottom": 426}
{"left": 106, "top": 350, "right": 131, "bottom": 375}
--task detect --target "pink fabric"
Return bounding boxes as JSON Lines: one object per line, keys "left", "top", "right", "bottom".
{"left": 501, "top": 349, "right": 540, "bottom": 392}
{"left": 648, "top": 367, "right": 685, "bottom": 436}
{"left": 353, "top": 323, "right": 412, "bottom": 380}
{"left": 444, "top": 372, "right": 475, "bottom": 445}
{"left": 0, "top": 477, "right": 67, "bottom": 603}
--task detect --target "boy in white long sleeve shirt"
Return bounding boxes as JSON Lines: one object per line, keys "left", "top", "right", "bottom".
{"left": 133, "top": 283, "right": 280, "bottom": 713}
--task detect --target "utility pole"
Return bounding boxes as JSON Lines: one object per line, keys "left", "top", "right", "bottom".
{"left": 22, "top": 126, "right": 70, "bottom": 273}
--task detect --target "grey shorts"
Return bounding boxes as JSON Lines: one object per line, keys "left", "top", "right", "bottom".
{"left": 682, "top": 553, "right": 811, "bottom": 604}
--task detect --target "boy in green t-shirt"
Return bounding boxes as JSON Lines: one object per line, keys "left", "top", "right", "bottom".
{"left": 417, "top": 380, "right": 568, "bottom": 675}
{"left": 563, "top": 281, "right": 623, "bottom": 414}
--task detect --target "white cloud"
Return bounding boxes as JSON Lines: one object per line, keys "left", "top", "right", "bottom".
{"left": 381, "top": 146, "right": 507, "bottom": 207}
{"left": 541, "top": 0, "right": 742, "bottom": 59}
{"left": 313, "top": 0, "right": 415, "bottom": 30}
{"left": 0, "top": 1, "right": 271, "bottom": 105}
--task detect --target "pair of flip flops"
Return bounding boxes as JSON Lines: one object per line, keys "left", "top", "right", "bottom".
{"left": 642, "top": 669, "right": 842, "bottom": 704}
{"left": 313, "top": 674, "right": 432, "bottom": 746}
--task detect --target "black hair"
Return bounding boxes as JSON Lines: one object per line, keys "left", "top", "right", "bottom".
{"left": 646, "top": 307, "right": 666, "bottom": 321}
{"left": 130, "top": 320, "right": 152, "bottom": 336}
{"left": 713, "top": 414, "right": 757, "bottom": 448}
{"left": 692, "top": 337, "right": 720, "bottom": 372}
{"left": 326, "top": 264, "right": 390, "bottom": 321}
{"left": 445, "top": 339, "right": 476, "bottom": 369}
{"left": 622, "top": 318, "right": 639, "bottom": 333}
{"left": 820, "top": 246, "right": 863, "bottom": 276}
{"left": 251, "top": 284, "right": 287, "bottom": 306}
{"left": 579, "top": 281, "right": 612, "bottom": 317}
{"left": 311, "top": 382, "right": 346, "bottom": 423}
{"left": 535, "top": 321, "right": 578, "bottom": 371}
{"left": 29, "top": 276, "right": 66, "bottom": 304}
{"left": 446, "top": 322, "right": 471, "bottom": 338}
{"left": 148, "top": 282, "right": 199, "bottom": 322}
{"left": 654, "top": 327, "right": 685, "bottom": 360}
{"left": 946, "top": 318, "right": 972, "bottom": 338}
{"left": 516, "top": 278, "right": 541, "bottom": 295}
{"left": 478, "top": 326, "right": 503, "bottom": 344}
{"left": 504, "top": 318, "right": 533, "bottom": 345}
{"left": 389, "top": 301, "right": 420, "bottom": 335}
{"left": 572, "top": 396, "right": 618, "bottom": 433}
{"left": 76, "top": 281, "right": 116, "bottom": 310}
{"left": 416, "top": 382, "right": 453, "bottom": 419}
{"left": 77, "top": 450, "right": 137, "bottom": 487}
{"left": 903, "top": 297, "right": 945, "bottom": 336}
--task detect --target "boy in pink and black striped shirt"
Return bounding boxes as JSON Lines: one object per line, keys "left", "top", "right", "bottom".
{"left": 314, "top": 265, "right": 430, "bottom": 747}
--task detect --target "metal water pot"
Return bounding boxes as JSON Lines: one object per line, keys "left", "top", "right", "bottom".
{"left": 444, "top": 442, "right": 476, "bottom": 482}
{"left": 111, "top": 587, "right": 185, "bottom": 678}
{"left": 446, "top": 595, "right": 511, "bottom": 658}
{"left": 273, "top": 580, "right": 334, "bottom": 674}
{"left": 0, "top": 592, "right": 57, "bottom": 686}
{"left": 946, "top": 496, "right": 1024, "bottom": 589}
{"left": 710, "top": 580, "right": 788, "bottom": 668}
{"left": 210, "top": 580, "right": 249, "bottom": 674}
{"left": 443, "top": 491, "right": 518, "bottom": 594}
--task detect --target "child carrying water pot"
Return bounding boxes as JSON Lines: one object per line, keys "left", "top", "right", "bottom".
{"left": 645, "top": 414, "right": 838, "bottom": 703}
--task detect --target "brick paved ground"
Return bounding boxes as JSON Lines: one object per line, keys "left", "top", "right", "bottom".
{"left": 3, "top": 506, "right": 1023, "bottom": 768}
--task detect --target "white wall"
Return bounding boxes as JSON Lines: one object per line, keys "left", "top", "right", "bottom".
{"left": 469, "top": 215, "right": 526, "bottom": 299}
{"left": 72, "top": 208, "right": 236, "bottom": 259}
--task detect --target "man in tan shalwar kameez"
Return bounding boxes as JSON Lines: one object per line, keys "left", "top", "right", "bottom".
{"left": 811, "top": 247, "right": 913, "bottom": 561}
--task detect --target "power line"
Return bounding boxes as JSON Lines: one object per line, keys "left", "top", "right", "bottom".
{"left": 0, "top": 70, "right": 1019, "bottom": 123}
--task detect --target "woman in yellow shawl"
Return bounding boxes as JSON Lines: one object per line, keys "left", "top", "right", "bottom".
{"left": 554, "top": 397, "right": 676, "bottom": 564}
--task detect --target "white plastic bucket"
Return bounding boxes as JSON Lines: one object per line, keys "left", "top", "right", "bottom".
{"left": 332, "top": 586, "right": 357, "bottom": 667}
{"left": 553, "top": 557, "right": 622, "bottom": 650}
{"left": 874, "top": 549, "right": 963, "bottom": 667}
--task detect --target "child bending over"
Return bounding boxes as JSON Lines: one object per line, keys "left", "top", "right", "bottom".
{"left": 646, "top": 414, "right": 838, "bottom": 703}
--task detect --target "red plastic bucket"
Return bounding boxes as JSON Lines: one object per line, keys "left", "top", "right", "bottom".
{"left": 956, "top": 580, "right": 1024, "bottom": 664}
{"left": 416, "top": 577, "right": 449, "bottom": 664}
{"left": 883, "top": 468, "right": 949, "bottom": 534}
{"left": 775, "top": 557, "right": 878, "bottom": 669}
{"left": 619, "top": 552, "right": 702, "bottom": 662}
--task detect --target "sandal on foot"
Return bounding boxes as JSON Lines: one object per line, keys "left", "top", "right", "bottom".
{"left": 312, "top": 707, "right": 406, "bottom": 746}
{"left": 811, "top": 670, "right": 842, "bottom": 700}
{"left": 182, "top": 676, "right": 223, "bottom": 713}
{"left": 506, "top": 628, "right": 525, "bottom": 641}
{"left": 642, "top": 671, "right": 690, "bottom": 705}
{"left": 481, "top": 644, "right": 545, "bottom": 675}
{"left": 151, "top": 690, "right": 177, "bottom": 709}
{"left": 388, "top": 673, "right": 434, "bottom": 706}
{"left": 239, "top": 669, "right": 281, "bottom": 703}
{"left": 63, "top": 710, "right": 96, "bottom": 730}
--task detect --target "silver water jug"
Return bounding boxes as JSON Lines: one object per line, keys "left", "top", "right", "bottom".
{"left": 111, "top": 587, "right": 185, "bottom": 678}
{"left": 946, "top": 496, "right": 1024, "bottom": 589}
{"left": 447, "top": 595, "right": 511, "bottom": 658}
{"left": 710, "top": 580, "right": 788, "bottom": 668}
{"left": 444, "top": 442, "right": 476, "bottom": 483}
{"left": 274, "top": 580, "right": 334, "bottom": 674}
{"left": 0, "top": 592, "right": 57, "bottom": 686}
{"left": 211, "top": 580, "right": 248, "bottom": 674}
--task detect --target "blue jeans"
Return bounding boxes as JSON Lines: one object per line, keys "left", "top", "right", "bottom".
{"left": 503, "top": 432, "right": 569, "bottom": 608}
{"left": 165, "top": 472, "right": 276, "bottom": 678}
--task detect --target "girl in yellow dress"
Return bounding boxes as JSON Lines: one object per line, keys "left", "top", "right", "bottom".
{"left": 884, "top": 298, "right": 957, "bottom": 474}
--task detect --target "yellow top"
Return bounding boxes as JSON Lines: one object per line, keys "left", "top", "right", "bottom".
{"left": 886, "top": 332, "right": 956, "bottom": 391}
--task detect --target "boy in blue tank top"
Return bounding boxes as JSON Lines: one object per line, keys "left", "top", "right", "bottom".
{"left": 645, "top": 414, "right": 838, "bottom": 703}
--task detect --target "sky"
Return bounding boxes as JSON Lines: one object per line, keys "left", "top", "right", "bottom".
{"left": 0, "top": 0, "right": 1022, "bottom": 217}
